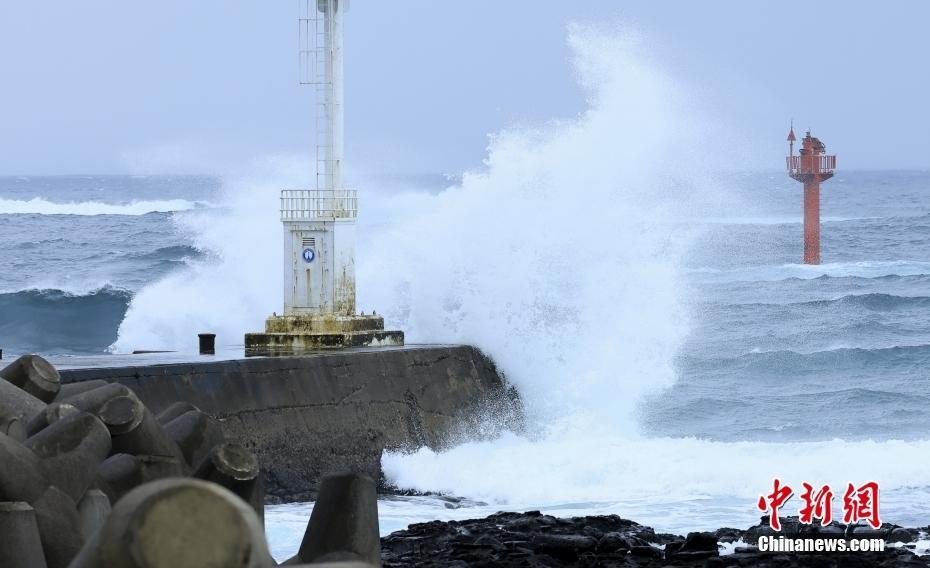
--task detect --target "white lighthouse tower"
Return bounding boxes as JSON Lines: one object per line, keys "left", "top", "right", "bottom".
{"left": 246, "top": 0, "right": 403, "bottom": 352}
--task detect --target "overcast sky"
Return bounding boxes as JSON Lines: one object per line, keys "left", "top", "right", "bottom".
{"left": 1, "top": 1, "right": 928, "bottom": 176}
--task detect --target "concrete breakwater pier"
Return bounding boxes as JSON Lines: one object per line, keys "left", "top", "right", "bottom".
{"left": 55, "top": 345, "right": 521, "bottom": 502}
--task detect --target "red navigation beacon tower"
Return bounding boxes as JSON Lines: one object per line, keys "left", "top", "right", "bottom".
{"left": 787, "top": 126, "right": 836, "bottom": 265}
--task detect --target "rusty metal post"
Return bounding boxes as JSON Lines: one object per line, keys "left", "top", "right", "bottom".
{"left": 787, "top": 127, "right": 835, "bottom": 265}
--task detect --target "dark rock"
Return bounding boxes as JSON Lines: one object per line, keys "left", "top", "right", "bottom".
{"left": 598, "top": 531, "right": 632, "bottom": 552}
{"left": 380, "top": 511, "right": 930, "bottom": 567}
{"left": 665, "top": 530, "right": 719, "bottom": 561}
{"left": 889, "top": 527, "right": 919, "bottom": 543}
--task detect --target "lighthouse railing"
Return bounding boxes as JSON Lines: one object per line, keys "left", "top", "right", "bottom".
{"left": 787, "top": 155, "right": 836, "bottom": 175}
{"left": 280, "top": 189, "right": 358, "bottom": 220}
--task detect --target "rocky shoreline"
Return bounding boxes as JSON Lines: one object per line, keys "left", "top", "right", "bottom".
{"left": 381, "top": 511, "right": 930, "bottom": 567}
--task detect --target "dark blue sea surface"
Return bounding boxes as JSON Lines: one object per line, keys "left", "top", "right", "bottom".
{"left": 641, "top": 170, "right": 930, "bottom": 443}
{"left": 1, "top": 171, "right": 929, "bottom": 446}
{"left": 0, "top": 175, "right": 217, "bottom": 353}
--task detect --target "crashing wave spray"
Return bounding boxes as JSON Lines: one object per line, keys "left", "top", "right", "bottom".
{"left": 110, "top": 161, "right": 296, "bottom": 352}
{"left": 360, "top": 24, "right": 702, "bottom": 434}
{"left": 113, "top": 23, "right": 930, "bottom": 530}
{"left": 373, "top": 25, "right": 930, "bottom": 530}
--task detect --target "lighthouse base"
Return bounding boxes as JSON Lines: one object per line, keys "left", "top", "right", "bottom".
{"left": 244, "top": 313, "right": 404, "bottom": 355}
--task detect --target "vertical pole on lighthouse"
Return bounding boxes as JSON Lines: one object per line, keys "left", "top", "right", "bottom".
{"left": 299, "top": 0, "right": 345, "bottom": 192}
{"left": 317, "top": 0, "right": 344, "bottom": 193}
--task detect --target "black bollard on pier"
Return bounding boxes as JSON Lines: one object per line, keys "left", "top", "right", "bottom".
{"left": 198, "top": 333, "right": 216, "bottom": 355}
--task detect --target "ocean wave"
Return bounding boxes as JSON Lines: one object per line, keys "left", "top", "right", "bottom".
{"left": 682, "top": 344, "right": 930, "bottom": 375}
{"left": 695, "top": 216, "right": 876, "bottom": 225}
{"left": 0, "top": 286, "right": 132, "bottom": 354}
{"left": 0, "top": 197, "right": 211, "bottom": 216}
{"left": 730, "top": 292, "right": 930, "bottom": 311}
{"left": 690, "top": 260, "right": 930, "bottom": 282}
{"left": 806, "top": 292, "right": 930, "bottom": 310}
{"left": 123, "top": 245, "right": 206, "bottom": 262}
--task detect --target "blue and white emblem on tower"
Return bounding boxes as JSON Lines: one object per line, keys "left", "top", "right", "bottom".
{"left": 302, "top": 248, "right": 315, "bottom": 263}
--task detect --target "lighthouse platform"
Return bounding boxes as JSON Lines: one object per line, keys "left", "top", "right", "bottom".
{"left": 244, "top": 313, "right": 404, "bottom": 355}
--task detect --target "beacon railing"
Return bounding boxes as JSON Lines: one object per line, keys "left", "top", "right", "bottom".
{"left": 280, "top": 189, "right": 358, "bottom": 221}
{"left": 787, "top": 155, "right": 836, "bottom": 175}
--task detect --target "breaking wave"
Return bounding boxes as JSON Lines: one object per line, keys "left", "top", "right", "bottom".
{"left": 0, "top": 197, "right": 210, "bottom": 216}
{"left": 0, "top": 287, "right": 132, "bottom": 354}
{"left": 730, "top": 292, "right": 930, "bottom": 311}
{"left": 681, "top": 344, "right": 930, "bottom": 376}
{"left": 691, "top": 260, "right": 930, "bottom": 282}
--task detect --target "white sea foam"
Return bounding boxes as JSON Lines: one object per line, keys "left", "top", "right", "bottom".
{"left": 690, "top": 260, "right": 930, "bottom": 282}
{"left": 0, "top": 197, "right": 209, "bottom": 216}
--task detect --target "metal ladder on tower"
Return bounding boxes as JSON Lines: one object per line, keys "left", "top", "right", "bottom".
{"left": 298, "top": 0, "right": 335, "bottom": 193}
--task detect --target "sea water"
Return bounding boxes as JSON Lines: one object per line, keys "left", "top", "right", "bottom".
{"left": 2, "top": 25, "right": 930, "bottom": 561}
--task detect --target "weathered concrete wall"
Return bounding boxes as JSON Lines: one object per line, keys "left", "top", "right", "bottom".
{"left": 59, "top": 346, "right": 518, "bottom": 502}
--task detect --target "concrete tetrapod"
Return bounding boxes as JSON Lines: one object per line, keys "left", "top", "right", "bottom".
{"left": 53, "top": 381, "right": 109, "bottom": 403}
{"left": 0, "top": 377, "right": 47, "bottom": 428}
{"left": 76, "top": 490, "right": 111, "bottom": 541}
{"left": 25, "top": 403, "right": 80, "bottom": 438}
{"left": 193, "top": 442, "right": 263, "bottom": 525}
{"left": 32, "top": 486, "right": 84, "bottom": 568}
{"left": 0, "top": 501, "right": 48, "bottom": 568}
{"left": 163, "top": 409, "right": 225, "bottom": 470}
{"left": 24, "top": 412, "right": 112, "bottom": 503}
{"left": 97, "top": 453, "right": 184, "bottom": 503}
{"left": 154, "top": 401, "right": 198, "bottom": 425}
{"left": 282, "top": 473, "right": 381, "bottom": 567}
{"left": 68, "top": 478, "right": 274, "bottom": 568}
{"left": 98, "top": 395, "right": 187, "bottom": 465}
{"left": 0, "top": 432, "right": 49, "bottom": 503}
{"left": 0, "top": 355, "right": 61, "bottom": 403}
